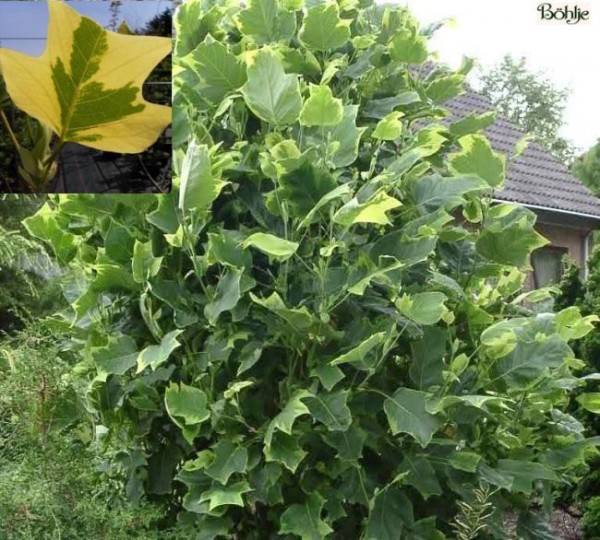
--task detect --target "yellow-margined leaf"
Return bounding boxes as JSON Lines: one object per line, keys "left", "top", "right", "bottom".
{"left": 0, "top": 0, "right": 171, "bottom": 153}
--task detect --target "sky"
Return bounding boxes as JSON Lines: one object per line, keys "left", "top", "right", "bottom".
{"left": 394, "top": 0, "right": 600, "bottom": 151}
{"left": 0, "top": 1, "right": 171, "bottom": 54}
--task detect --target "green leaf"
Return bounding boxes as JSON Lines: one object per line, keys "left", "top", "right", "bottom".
{"left": 305, "top": 390, "right": 352, "bottom": 431}
{"left": 311, "top": 364, "right": 345, "bottom": 391}
{"left": 199, "top": 481, "right": 252, "bottom": 511}
{"left": 137, "top": 330, "right": 184, "bottom": 372}
{"left": 279, "top": 160, "right": 338, "bottom": 219}
{"left": 298, "top": 184, "right": 353, "bottom": 229}
{"left": 279, "top": 493, "right": 333, "bottom": 540}
{"left": 205, "top": 441, "right": 249, "bottom": 485}
{"left": 364, "top": 487, "right": 413, "bottom": 540}
{"left": 299, "top": 3, "right": 350, "bottom": 52}
{"left": 516, "top": 512, "right": 556, "bottom": 540}
{"left": 449, "top": 111, "right": 496, "bottom": 138}
{"left": 250, "top": 292, "right": 314, "bottom": 330}
{"left": 409, "top": 327, "right": 446, "bottom": 389}
{"left": 372, "top": 111, "right": 404, "bottom": 140}
{"left": 204, "top": 268, "right": 243, "bottom": 324}
{"left": 495, "top": 460, "right": 558, "bottom": 494}
{"left": 301, "top": 105, "right": 366, "bottom": 168}
{"left": 238, "top": 0, "right": 296, "bottom": 45}
{"left": 330, "top": 332, "right": 386, "bottom": 369}
{"left": 241, "top": 49, "right": 302, "bottom": 126}
{"left": 189, "top": 39, "right": 247, "bottom": 104}
{"left": 371, "top": 233, "right": 436, "bottom": 267}
{"left": 448, "top": 134, "right": 506, "bottom": 188}
{"left": 425, "top": 73, "right": 465, "bottom": 104}
{"left": 322, "top": 424, "right": 367, "bottom": 461}
{"left": 242, "top": 232, "right": 299, "bottom": 261}
{"left": 577, "top": 393, "right": 600, "bottom": 414}
{"left": 264, "top": 390, "right": 311, "bottom": 446}
{"left": 362, "top": 92, "right": 420, "bottom": 119}
{"left": 384, "top": 388, "right": 442, "bottom": 447}
{"left": 401, "top": 455, "right": 442, "bottom": 499}
{"left": 23, "top": 204, "right": 79, "bottom": 264}
{"left": 300, "top": 84, "right": 343, "bottom": 127}
{"left": 492, "top": 335, "right": 571, "bottom": 387}
{"left": 264, "top": 431, "right": 307, "bottom": 473}
{"left": 92, "top": 335, "right": 138, "bottom": 382}
{"left": 333, "top": 192, "right": 402, "bottom": 226}
{"left": 449, "top": 451, "right": 482, "bottom": 473}
{"left": 164, "top": 382, "right": 210, "bottom": 443}
{"left": 476, "top": 224, "right": 548, "bottom": 268}
{"left": 179, "top": 140, "right": 227, "bottom": 213}
{"left": 396, "top": 292, "right": 448, "bottom": 326}
{"left": 410, "top": 174, "right": 489, "bottom": 214}
{"left": 388, "top": 27, "right": 428, "bottom": 64}
{"left": 132, "top": 240, "right": 162, "bottom": 283}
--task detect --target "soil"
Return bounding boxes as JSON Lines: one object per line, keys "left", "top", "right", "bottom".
{"left": 505, "top": 509, "right": 581, "bottom": 539}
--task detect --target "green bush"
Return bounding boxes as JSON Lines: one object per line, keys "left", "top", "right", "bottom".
{"left": 582, "top": 496, "right": 600, "bottom": 539}
{"left": 0, "top": 324, "right": 193, "bottom": 539}
{"left": 22, "top": 1, "right": 600, "bottom": 538}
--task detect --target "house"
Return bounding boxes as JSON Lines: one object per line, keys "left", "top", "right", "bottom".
{"left": 446, "top": 90, "right": 600, "bottom": 289}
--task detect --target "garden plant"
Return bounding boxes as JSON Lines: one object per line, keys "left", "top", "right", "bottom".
{"left": 16, "top": 0, "right": 600, "bottom": 538}
{"left": 0, "top": 0, "right": 172, "bottom": 192}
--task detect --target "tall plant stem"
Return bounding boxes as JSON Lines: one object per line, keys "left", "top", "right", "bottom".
{"left": 0, "top": 109, "right": 20, "bottom": 150}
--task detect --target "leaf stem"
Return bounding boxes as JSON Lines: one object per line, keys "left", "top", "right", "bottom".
{"left": 0, "top": 109, "right": 20, "bottom": 150}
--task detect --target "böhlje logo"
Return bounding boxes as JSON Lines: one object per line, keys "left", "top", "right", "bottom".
{"left": 537, "top": 3, "right": 590, "bottom": 24}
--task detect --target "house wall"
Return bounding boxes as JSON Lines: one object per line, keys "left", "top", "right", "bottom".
{"left": 523, "top": 219, "right": 593, "bottom": 290}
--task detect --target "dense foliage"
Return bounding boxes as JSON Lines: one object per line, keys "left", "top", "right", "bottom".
{"left": 479, "top": 55, "right": 575, "bottom": 164}
{"left": 573, "top": 140, "right": 600, "bottom": 196}
{"left": 22, "top": 0, "right": 600, "bottom": 538}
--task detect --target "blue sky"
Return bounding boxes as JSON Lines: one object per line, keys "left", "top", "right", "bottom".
{"left": 0, "top": 1, "right": 171, "bottom": 56}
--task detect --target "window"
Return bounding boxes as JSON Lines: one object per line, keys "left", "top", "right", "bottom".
{"left": 531, "top": 246, "right": 568, "bottom": 289}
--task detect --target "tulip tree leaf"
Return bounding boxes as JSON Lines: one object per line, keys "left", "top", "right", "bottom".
{"left": 576, "top": 393, "right": 600, "bottom": 414}
{"left": 0, "top": 0, "right": 171, "bottom": 153}
{"left": 238, "top": 0, "right": 296, "bottom": 45}
{"left": 204, "top": 268, "right": 243, "bottom": 324}
{"left": 396, "top": 292, "right": 448, "bottom": 326}
{"left": 199, "top": 481, "right": 252, "bottom": 511}
{"left": 205, "top": 441, "right": 249, "bottom": 485}
{"left": 333, "top": 192, "right": 402, "bottom": 226}
{"left": 384, "top": 388, "right": 442, "bottom": 447}
{"left": 279, "top": 160, "right": 338, "bottom": 218}
{"left": 449, "top": 134, "right": 506, "bottom": 188}
{"left": 300, "top": 84, "right": 343, "bottom": 127}
{"left": 330, "top": 332, "right": 386, "bottom": 369}
{"left": 364, "top": 486, "right": 413, "bottom": 540}
{"left": 179, "top": 141, "right": 227, "bottom": 213}
{"left": 189, "top": 39, "right": 247, "bottom": 104}
{"left": 299, "top": 3, "right": 351, "bottom": 52}
{"left": 241, "top": 49, "right": 302, "bottom": 126}
{"left": 372, "top": 111, "right": 404, "bottom": 140}
{"left": 242, "top": 233, "right": 299, "bottom": 261}
{"left": 279, "top": 493, "right": 333, "bottom": 540}
{"left": 137, "top": 330, "right": 184, "bottom": 373}
{"left": 164, "top": 382, "right": 210, "bottom": 443}
{"left": 304, "top": 390, "right": 352, "bottom": 431}
{"left": 92, "top": 335, "right": 138, "bottom": 382}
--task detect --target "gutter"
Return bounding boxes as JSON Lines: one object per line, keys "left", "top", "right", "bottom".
{"left": 491, "top": 198, "right": 600, "bottom": 222}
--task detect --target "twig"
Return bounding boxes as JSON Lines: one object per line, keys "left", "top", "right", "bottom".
{"left": 137, "top": 154, "right": 166, "bottom": 193}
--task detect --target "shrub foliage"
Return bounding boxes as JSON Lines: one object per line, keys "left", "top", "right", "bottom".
{"left": 24, "top": 0, "right": 600, "bottom": 537}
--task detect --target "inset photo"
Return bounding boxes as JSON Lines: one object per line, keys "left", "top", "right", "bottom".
{"left": 0, "top": 0, "right": 172, "bottom": 193}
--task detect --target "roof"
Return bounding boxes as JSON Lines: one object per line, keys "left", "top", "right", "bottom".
{"left": 444, "top": 90, "right": 600, "bottom": 220}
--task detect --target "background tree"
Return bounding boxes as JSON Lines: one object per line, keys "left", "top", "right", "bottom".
{"left": 478, "top": 55, "right": 575, "bottom": 164}
{"left": 573, "top": 140, "right": 600, "bottom": 196}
